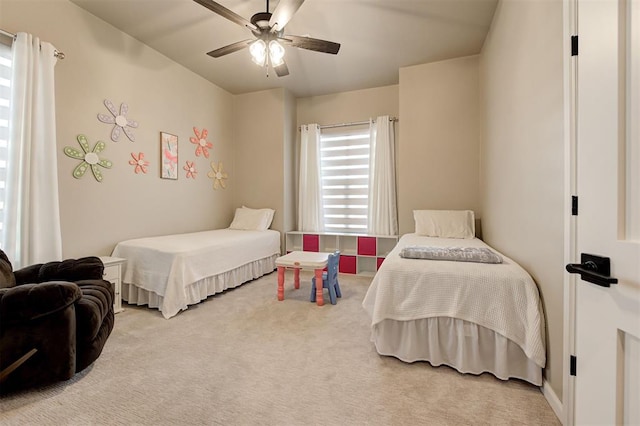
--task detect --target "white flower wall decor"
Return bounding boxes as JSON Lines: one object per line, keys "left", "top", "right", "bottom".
{"left": 97, "top": 99, "right": 139, "bottom": 142}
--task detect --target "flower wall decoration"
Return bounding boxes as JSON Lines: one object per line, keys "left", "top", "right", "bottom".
{"left": 190, "top": 127, "right": 212, "bottom": 158}
{"left": 63, "top": 134, "right": 113, "bottom": 182}
{"left": 207, "top": 161, "right": 228, "bottom": 189}
{"left": 129, "top": 152, "right": 149, "bottom": 174}
{"left": 184, "top": 161, "right": 197, "bottom": 179}
{"left": 97, "top": 99, "right": 139, "bottom": 142}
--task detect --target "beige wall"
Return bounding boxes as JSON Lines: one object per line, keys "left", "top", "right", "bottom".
{"left": 282, "top": 90, "right": 297, "bottom": 234}
{"left": 297, "top": 85, "right": 399, "bottom": 126}
{"left": 479, "top": 0, "right": 565, "bottom": 399}
{"left": 296, "top": 67, "right": 480, "bottom": 238}
{"left": 1, "top": 0, "right": 235, "bottom": 259}
{"left": 398, "top": 56, "right": 481, "bottom": 235}
{"left": 233, "top": 88, "right": 296, "bottom": 241}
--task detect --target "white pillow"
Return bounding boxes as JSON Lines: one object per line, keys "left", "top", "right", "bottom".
{"left": 228, "top": 206, "right": 275, "bottom": 231}
{"left": 242, "top": 206, "right": 275, "bottom": 230}
{"left": 229, "top": 208, "right": 266, "bottom": 230}
{"left": 413, "top": 210, "right": 475, "bottom": 239}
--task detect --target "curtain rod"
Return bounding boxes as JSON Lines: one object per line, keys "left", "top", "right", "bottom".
{"left": 299, "top": 117, "right": 398, "bottom": 131}
{"left": 0, "top": 28, "right": 66, "bottom": 59}
{"left": 0, "top": 29, "right": 15, "bottom": 39}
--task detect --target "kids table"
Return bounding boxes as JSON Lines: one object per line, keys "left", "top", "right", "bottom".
{"left": 275, "top": 251, "right": 330, "bottom": 306}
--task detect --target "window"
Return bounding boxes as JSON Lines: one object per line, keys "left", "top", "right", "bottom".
{"left": 0, "top": 41, "right": 11, "bottom": 243}
{"left": 319, "top": 124, "right": 370, "bottom": 233}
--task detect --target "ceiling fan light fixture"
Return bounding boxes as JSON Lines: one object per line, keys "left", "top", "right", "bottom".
{"left": 196, "top": 0, "right": 341, "bottom": 77}
{"left": 249, "top": 39, "right": 267, "bottom": 66}
{"left": 268, "top": 40, "right": 285, "bottom": 66}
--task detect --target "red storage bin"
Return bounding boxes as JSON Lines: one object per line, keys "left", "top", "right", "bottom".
{"left": 358, "top": 236, "right": 376, "bottom": 256}
{"left": 302, "top": 234, "right": 319, "bottom": 252}
{"left": 377, "top": 257, "right": 385, "bottom": 270}
{"left": 339, "top": 255, "right": 357, "bottom": 274}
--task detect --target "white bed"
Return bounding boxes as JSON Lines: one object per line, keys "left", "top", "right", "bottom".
{"left": 362, "top": 216, "right": 546, "bottom": 385}
{"left": 112, "top": 228, "right": 280, "bottom": 319}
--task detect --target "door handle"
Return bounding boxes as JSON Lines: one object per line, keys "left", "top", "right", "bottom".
{"left": 566, "top": 253, "right": 618, "bottom": 287}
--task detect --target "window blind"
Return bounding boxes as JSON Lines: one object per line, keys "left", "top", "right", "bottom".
{"left": 320, "top": 124, "right": 370, "bottom": 233}
{"left": 0, "top": 42, "right": 11, "bottom": 242}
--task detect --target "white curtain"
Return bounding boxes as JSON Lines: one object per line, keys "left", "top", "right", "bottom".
{"left": 298, "top": 124, "right": 324, "bottom": 232}
{"left": 2, "top": 33, "right": 62, "bottom": 268}
{"left": 368, "top": 115, "right": 398, "bottom": 236}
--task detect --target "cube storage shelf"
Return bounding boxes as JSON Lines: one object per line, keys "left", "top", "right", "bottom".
{"left": 285, "top": 232, "right": 398, "bottom": 276}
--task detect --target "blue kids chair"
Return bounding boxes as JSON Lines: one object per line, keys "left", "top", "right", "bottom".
{"left": 310, "top": 251, "right": 342, "bottom": 305}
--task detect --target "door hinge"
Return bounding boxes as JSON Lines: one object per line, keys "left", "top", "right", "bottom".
{"left": 571, "top": 35, "right": 578, "bottom": 56}
{"left": 572, "top": 196, "right": 578, "bottom": 215}
{"left": 570, "top": 355, "right": 577, "bottom": 376}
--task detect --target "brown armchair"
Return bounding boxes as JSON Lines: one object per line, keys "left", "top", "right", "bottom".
{"left": 0, "top": 250, "right": 114, "bottom": 393}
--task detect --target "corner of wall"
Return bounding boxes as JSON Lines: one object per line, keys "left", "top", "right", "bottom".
{"left": 477, "top": 0, "right": 565, "bottom": 402}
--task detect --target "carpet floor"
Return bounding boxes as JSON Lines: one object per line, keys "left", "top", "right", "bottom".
{"left": 0, "top": 271, "right": 560, "bottom": 425}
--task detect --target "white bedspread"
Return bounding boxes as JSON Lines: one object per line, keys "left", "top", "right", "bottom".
{"left": 362, "top": 234, "right": 546, "bottom": 368}
{"left": 112, "top": 229, "right": 280, "bottom": 318}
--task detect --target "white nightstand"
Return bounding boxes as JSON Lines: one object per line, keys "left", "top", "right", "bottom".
{"left": 99, "top": 256, "right": 126, "bottom": 314}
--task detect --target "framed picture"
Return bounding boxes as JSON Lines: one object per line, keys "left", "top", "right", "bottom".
{"left": 160, "top": 132, "right": 178, "bottom": 180}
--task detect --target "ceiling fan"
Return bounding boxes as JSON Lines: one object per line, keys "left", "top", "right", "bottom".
{"left": 193, "top": 0, "right": 341, "bottom": 77}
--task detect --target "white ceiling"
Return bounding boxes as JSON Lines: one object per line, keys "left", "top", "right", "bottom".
{"left": 69, "top": 0, "right": 498, "bottom": 98}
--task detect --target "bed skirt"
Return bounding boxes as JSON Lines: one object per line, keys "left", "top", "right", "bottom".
{"left": 121, "top": 254, "right": 278, "bottom": 316}
{"left": 371, "top": 317, "right": 542, "bottom": 386}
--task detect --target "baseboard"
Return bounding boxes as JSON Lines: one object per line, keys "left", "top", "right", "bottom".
{"left": 541, "top": 380, "right": 563, "bottom": 423}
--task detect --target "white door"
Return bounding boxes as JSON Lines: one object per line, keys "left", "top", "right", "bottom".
{"left": 571, "top": 0, "right": 640, "bottom": 424}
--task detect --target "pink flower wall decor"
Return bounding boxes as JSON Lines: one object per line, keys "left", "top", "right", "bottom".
{"left": 129, "top": 152, "right": 149, "bottom": 174}
{"left": 190, "top": 127, "right": 213, "bottom": 158}
{"left": 184, "top": 161, "right": 197, "bottom": 179}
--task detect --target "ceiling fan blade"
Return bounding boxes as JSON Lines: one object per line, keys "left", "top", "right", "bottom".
{"left": 206, "top": 39, "right": 253, "bottom": 58}
{"left": 269, "top": 0, "right": 305, "bottom": 32}
{"left": 193, "top": 0, "right": 257, "bottom": 31}
{"left": 280, "top": 35, "right": 341, "bottom": 55}
{"left": 274, "top": 60, "right": 290, "bottom": 77}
